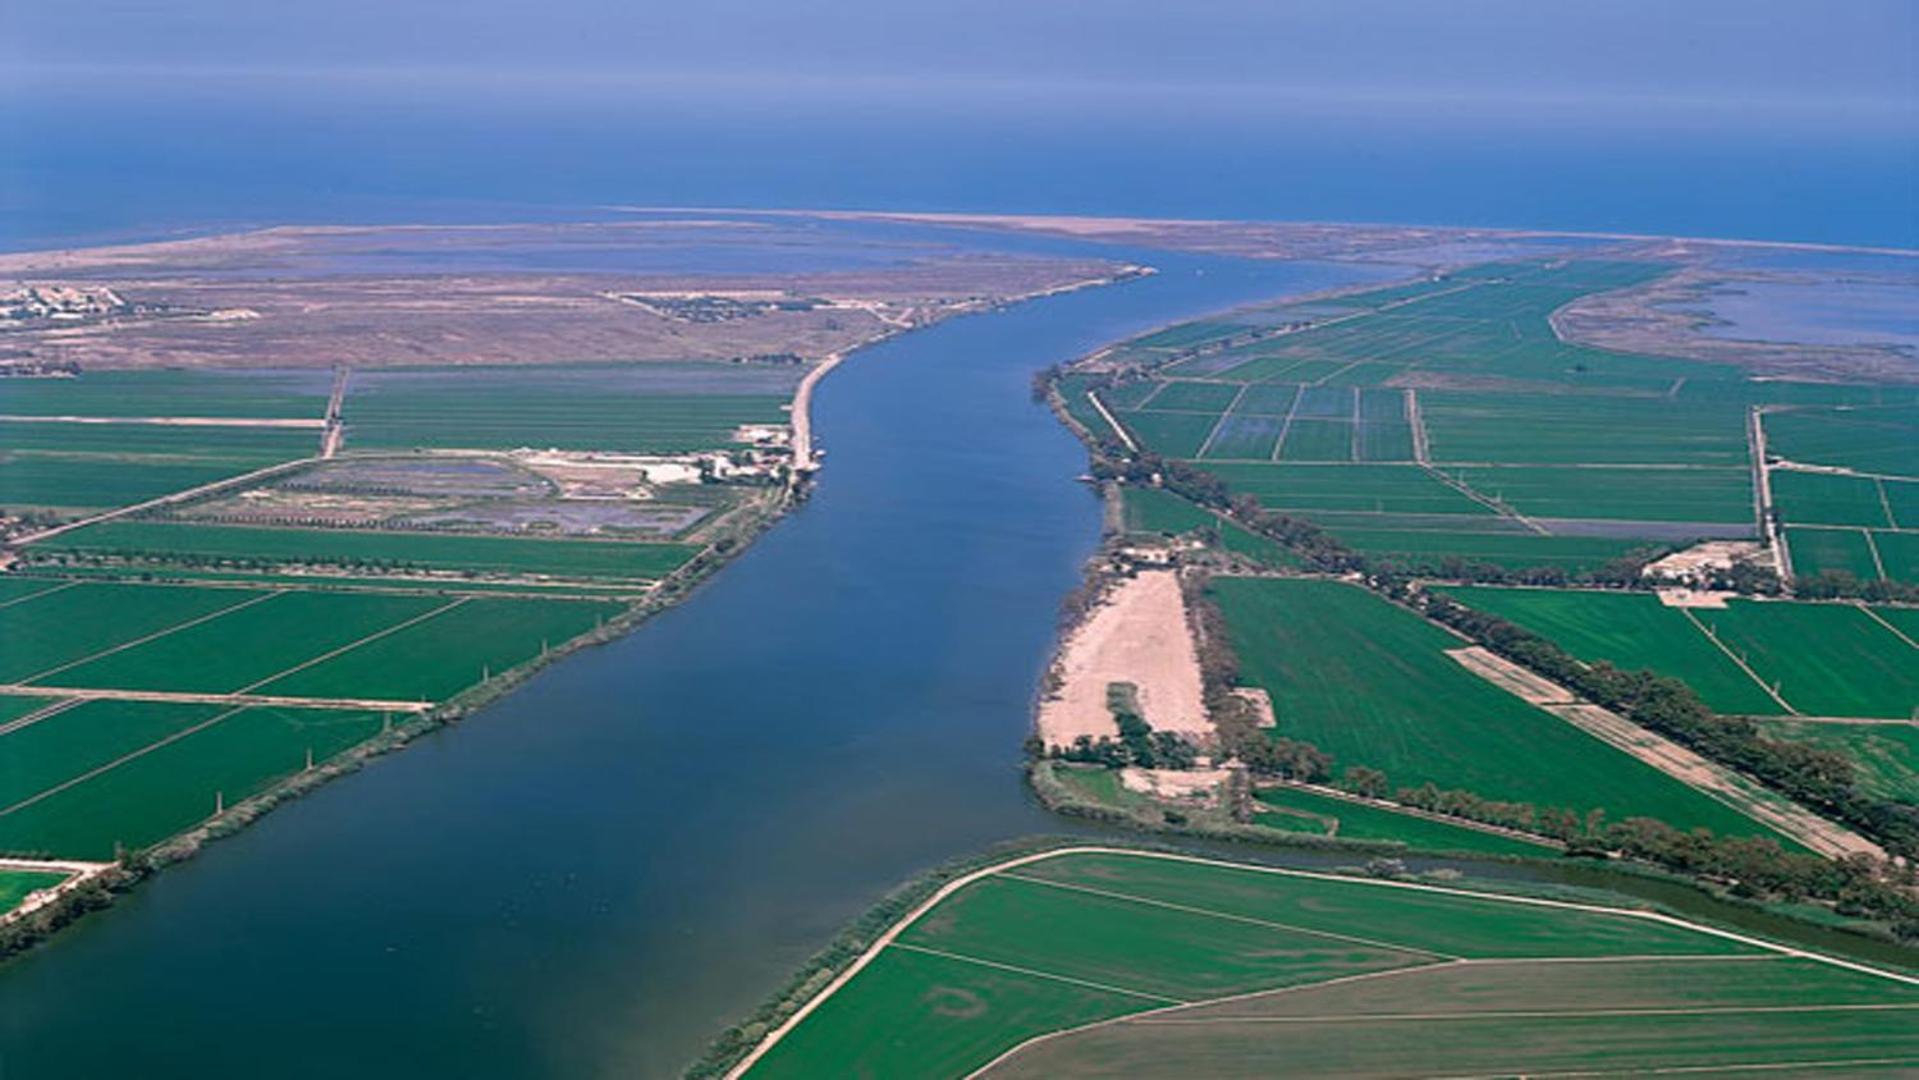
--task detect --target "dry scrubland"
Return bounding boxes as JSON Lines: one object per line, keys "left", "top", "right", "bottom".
{"left": 0, "top": 220, "right": 1130, "bottom": 370}
{"left": 735, "top": 849, "right": 1919, "bottom": 1079}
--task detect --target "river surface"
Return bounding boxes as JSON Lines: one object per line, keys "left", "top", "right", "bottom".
{"left": 0, "top": 249, "right": 1392, "bottom": 1077}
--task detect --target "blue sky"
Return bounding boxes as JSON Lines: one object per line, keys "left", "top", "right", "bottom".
{"left": 9, "top": 1, "right": 1914, "bottom": 130}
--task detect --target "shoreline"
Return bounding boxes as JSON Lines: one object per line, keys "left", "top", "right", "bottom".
{"left": 606, "top": 206, "right": 1919, "bottom": 259}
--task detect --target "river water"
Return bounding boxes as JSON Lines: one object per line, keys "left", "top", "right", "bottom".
{"left": 0, "top": 249, "right": 1395, "bottom": 1077}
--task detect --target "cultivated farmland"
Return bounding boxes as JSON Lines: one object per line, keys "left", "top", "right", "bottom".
{"left": 1208, "top": 577, "right": 1786, "bottom": 838}
{"left": 735, "top": 848, "right": 1917, "bottom": 1079}
{"left": 0, "top": 357, "right": 784, "bottom": 867}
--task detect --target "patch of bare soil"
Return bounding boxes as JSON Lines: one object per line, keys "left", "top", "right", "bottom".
{"left": 1036, "top": 570, "right": 1208, "bottom": 748}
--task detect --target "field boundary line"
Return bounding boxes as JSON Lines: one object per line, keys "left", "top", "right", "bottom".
{"left": 1131, "top": 1002, "right": 1919, "bottom": 1026}
{"left": 1678, "top": 608, "right": 1798, "bottom": 715}
{"left": 1861, "top": 527, "right": 1889, "bottom": 581}
{"left": 1429, "top": 1055, "right": 1919, "bottom": 1079}
{"left": 0, "top": 684, "right": 429, "bottom": 711}
{"left": 1876, "top": 478, "right": 1897, "bottom": 529}
{"left": 1085, "top": 390, "right": 1137, "bottom": 453}
{"left": 1421, "top": 464, "right": 1552, "bottom": 534}
{"left": 0, "top": 580, "right": 76, "bottom": 610}
{"left": 1270, "top": 386, "right": 1304, "bottom": 461}
{"left": 234, "top": 596, "right": 471, "bottom": 696}
{"left": 996, "top": 871, "right": 1458, "bottom": 960}
{"left": 723, "top": 845, "right": 1919, "bottom": 1080}
{"left": 1855, "top": 604, "right": 1918, "bottom": 650}
{"left": 1406, "top": 388, "right": 1431, "bottom": 465}
{"left": 17, "top": 589, "right": 285, "bottom": 686}
{"left": 885, "top": 942, "right": 1186, "bottom": 1005}
{"left": 0, "top": 705, "right": 249, "bottom": 818}
{"left": 0, "top": 697, "right": 85, "bottom": 737}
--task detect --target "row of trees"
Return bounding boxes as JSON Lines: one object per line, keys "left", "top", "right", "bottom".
{"left": 1796, "top": 569, "right": 1919, "bottom": 605}
{"left": 1414, "top": 589, "right": 1919, "bottom": 859}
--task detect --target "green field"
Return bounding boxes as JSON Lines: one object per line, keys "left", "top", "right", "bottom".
{"left": 1773, "top": 470, "right": 1899, "bottom": 528}
{"left": 0, "top": 455, "right": 299, "bottom": 515}
{"left": 1758, "top": 720, "right": 1919, "bottom": 802}
{"left": 1209, "top": 577, "right": 1779, "bottom": 836}
{"left": 1439, "top": 587, "right": 1784, "bottom": 715}
{"left": 1252, "top": 786, "right": 1556, "bottom": 857}
{"left": 0, "top": 583, "right": 265, "bottom": 683}
{"left": 41, "top": 520, "right": 697, "bottom": 582}
{"left": 342, "top": 363, "right": 795, "bottom": 453}
{"left": 1765, "top": 405, "right": 1919, "bottom": 477}
{"left": 253, "top": 595, "right": 626, "bottom": 702}
{"left": 1443, "top": 464, "right": 1755, "bottom": 524}
{"left": 1338, "top": 528, "right": 1654, "bottom": 572}
{"left": 1689, "top": 601, "right": 1918, "bottom": 720}
{"left": 742, "top": 849, "right": 1913, "bottom": 1079}
{"left": 0, "top": 369, "right": 332, "bottom": 419}
{"left": 1439, "top": 587, "right": 1916, "bottom": 720}
{"left": 0, "top": 868, "right": 70, "bottom": 914}
{"left": 1788, "top": 526, "right": 1883, "bottom": 581}
{"left": 0, "top": 702, "right": 388, "bottom": 859}
{"left": 43, "top": 590, "right": 449, "bottom": 694}
{"left": 1422, "top": 392, "right": 1750, "bottom": 466}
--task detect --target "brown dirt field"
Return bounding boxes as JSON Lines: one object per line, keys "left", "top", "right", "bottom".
{"left": 1037, "top": 570, "right": 1207, "bottom": 748}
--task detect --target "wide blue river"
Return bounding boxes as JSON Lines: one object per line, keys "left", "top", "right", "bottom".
{"left": 0, "top": 249, "right": 1380, "bottom": 1077}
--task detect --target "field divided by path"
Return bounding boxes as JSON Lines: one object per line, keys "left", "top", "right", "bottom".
{"left": 0, "top": 580, "right": 628, "bottom": 859}
{"left": 737, "top": 849, "right": 1918, "bottom": 1079}
{"left": 1209, "top": 577, "right": 1787, "bottom": 839}
{"left": 1053, "top": 258, "right": 1919, "bottom": 574}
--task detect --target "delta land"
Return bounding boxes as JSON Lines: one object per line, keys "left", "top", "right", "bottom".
{"left": 705, "top": 212, "right": 1919, "bottom": 1079}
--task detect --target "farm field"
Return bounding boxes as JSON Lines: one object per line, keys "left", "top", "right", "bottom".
{"left": 1068, "top": 257, "right": 1840, "bottom": 571}
{"left": 1336, "top": 528, "right": 1653, "bottom": 572}
{"left": 0, "top": 368, "right": 333, "bottom": 419}
{"left": 1688, "top": 601, "right": 1918, "bottom": 720}
{"left": 1438, "top": 587, "right": 1784, "bottom": 715}
{"left": 39, "top": 520, "right": 697, "bottom": 582}
{"left": 1441, "top": 586, "right": 1917, "bottom": 720}
{"left": 0, "top": 701, "right": 390, "bottom": 859}
{"left": 341, "top": 363, "right": 796, "bottom": 452}
{"left": 1251, "top": 786, "right": 1555, "bottom": 857}
{"left": 1764, "top": 404, "right": 1919, "bottom": 477}
{"left": 0, "top": 353, "right": 782, "bottom": 873}
{"left": 0, "top": 583, "right": 626, "bottom": 858}
{"left": 251, "top": 595, "right": 626, "bottom": 702}
{"left": 1208, "top": 577, "right": 1783, "bottom": 838}
{"left": 1772, "top": 470, "right": 1901, "bottom": 529}
{"left": 0, "top": 869, "right": 70, "bottom": 915}
{"left": 739, "top": 849, "right": 1915, "bottom": 1079}
{"left": 1758, "top": 720, "right": 1919, "bottom": 802}
{"left": 1787, "top": 526, "right": 1885, "bottom": 581}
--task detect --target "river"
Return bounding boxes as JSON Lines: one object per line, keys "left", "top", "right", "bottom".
{"left": 0, "top": 248, "right": 1397, "bottom": 1077}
